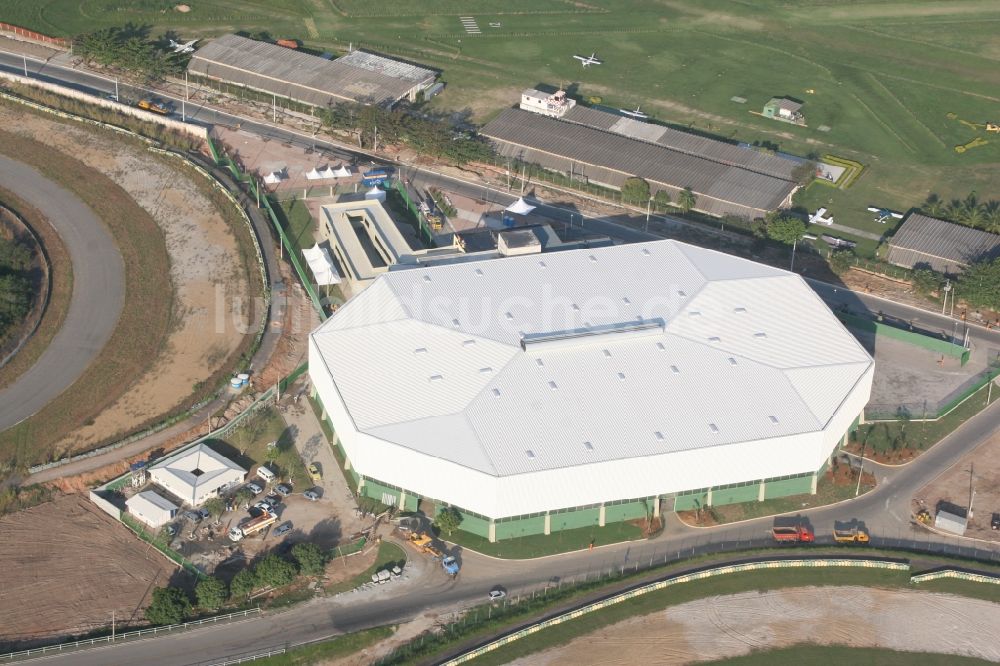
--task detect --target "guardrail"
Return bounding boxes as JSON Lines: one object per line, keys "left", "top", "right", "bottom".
{"left": 204, "top": 645, "right": 287, "bottom": 666}
{"left": 441, "top": 558, "right": 908, "bottom": 665}
{"left": 0, "top": 609, "right": 261, "bottom": 663}
{"left": 911, "top": 568, "right": 1000, "bottom": 585}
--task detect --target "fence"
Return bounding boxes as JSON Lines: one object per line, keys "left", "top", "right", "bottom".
{"left": 391, "top": 179, "right": 434, "bottom": 246}
{"left": 911, "top": 568, "right": 1000, "bottom": 585}
{"left": 206, "top": 138, "right": 326, "bottom": 318}
{"left": 0, "top": 609, "right": 261, "bottom": 663}
{"left": 121, "top": 513, "right": 202, "bottom": 576}
{"left": 865, "top": 366, "right": 998, "bottom": 421}
{"left": 331, "top": 536, "right": 367, "bottom": 560}
{"left": 0, "top": 22, "right": 70, "bottom": 48}
{"left": 205, "top": 645, "right": 287, "bottom": 666}
{"left": 836, "top": 311, "right": 970, "bottom": 364}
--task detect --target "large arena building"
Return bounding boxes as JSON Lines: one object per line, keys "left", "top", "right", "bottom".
{"left": 309, "top": 240, "right": 872, "bottom": 541}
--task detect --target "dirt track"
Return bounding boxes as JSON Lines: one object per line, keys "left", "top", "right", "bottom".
{"left": 0, "top": 494, "right": 177, "bottom": 646}
{"left": 510, "top": 586, "right": 1000, "bottom": 664}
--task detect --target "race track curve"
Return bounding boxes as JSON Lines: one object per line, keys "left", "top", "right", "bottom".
{"left": 0, "top": 154, "right": 124, "bottom": 431}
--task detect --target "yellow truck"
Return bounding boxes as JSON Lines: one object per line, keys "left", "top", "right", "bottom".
{"left": 137, "top": 99, "right": 170, "bottom": 115}
{"left": 833, "top": 527, "right": 870, "bottom": 544}
{"left": 308, "top": 463, "right": 322, "bottom": 483}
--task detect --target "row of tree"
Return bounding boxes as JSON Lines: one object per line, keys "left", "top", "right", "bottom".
{"left": 922, "top": 192, "right": 1000, "bottom": 234}
{"left": 0, "top": 236, "right": 35, "bottom": 344}
{"left": 619, "top": 177, "right": 697, "bottom": 212}
{"left": 910, "top": 260, "right": 1000, "bottom": 310}
{"left": 145, "top": 542, "right": 329, "bottom": 625}
{"left": 74, "top": 25, "right": 183, "bottom": 81}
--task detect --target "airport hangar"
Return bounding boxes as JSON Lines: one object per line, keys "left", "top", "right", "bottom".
{"left": 309, "top": 240, "right": 873, "bottom": 542}
{"left": 480, "top": 91, "right": 801, "bottom": 220}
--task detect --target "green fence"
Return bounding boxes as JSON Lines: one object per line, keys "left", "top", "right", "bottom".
{"left": 391, "top": 179, "right": 434, "bottom": 246}
{"left": 121, "top": 514, "right": 202, "bottom": 577}
{"left": 206, "top": 137, "right": 326, "bottom": 318}
{"left": 836, "top": 311, "right": 970, "bottom": 364}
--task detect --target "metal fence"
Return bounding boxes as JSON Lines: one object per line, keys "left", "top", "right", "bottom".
{"left": 203, "top": 645, "right": 287, "bottom": 666}
{"left": 0, "top": 609, "right": 260, "bottom": 663}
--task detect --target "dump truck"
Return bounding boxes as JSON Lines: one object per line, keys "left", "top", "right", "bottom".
{"left": 228, "top": 511, "right": 277, "bottom": 541}
{"left": 771, "top": 525, "right": 814, "bottom": 543}
{"left": 441, "top": 556, "right": 460, "bottom": 576}
{"left": 137, "top": 99, "right": 170, "bottom": 115}
{"left": 833, "top": 527, "right": 870, "bottom": 544}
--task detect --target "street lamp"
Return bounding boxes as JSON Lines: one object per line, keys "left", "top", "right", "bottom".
{"left": 942, "top": 279, "right": 951, "bottom": 315}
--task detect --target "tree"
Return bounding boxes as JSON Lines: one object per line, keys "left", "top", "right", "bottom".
{"left": 255, "top": 555, "right": 298, "bottom": 588}
{"left": 202, "top": 497, "right": 226, "bottom": 522}
{"left": 791, "top": 160, "right": 817, "bottom": 186}
{"left": 652, "top": 189, "right": 672, "bottom": 212}
{"left": 765, "top": 215, "right": 806, "bottom": 245}
{"left": 677, "top": 187, "right": 697, "bottom": 213}
{"left": 620, "top": 177, "right": 650, "bottom": 205}
{"left": 923, "top": 193, "right": 947, "bottom": 218}
{"left": 958, "top": 257, "right": 1000, "bottom": 309}
{"left": 910, "top": 268, "right": 942, "bottom": 296}
{"left": 292, "top": 543, "right": 329, "bottom": 576}
{"left": 829, "top": 249, "right": 855, "bottom": 274}
{"left": 234, "top": 487, "right": 254, "bottom": 507}
{"left": 145, "top": 586, "right": 191, "bottom": 626}
{"left": 230, "top": 568, "right": 258, "bottom": 599}
{"left": 434, "top": 506, "right": 463, "bottom": 536}
{"left": 195, "top": 576, "right": 228, "bottom": 610}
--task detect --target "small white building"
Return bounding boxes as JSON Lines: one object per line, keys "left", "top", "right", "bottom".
{"left": 125, "top": 491, "right": 178, "bottom": 529}
{"left": 149, "top": 443, "right": 247, "bottom": 506}
{"left": 520, "top": 89, "right": 576, "bottom": 118}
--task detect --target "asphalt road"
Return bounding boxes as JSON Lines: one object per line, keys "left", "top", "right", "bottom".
{"left": 0, "top": 154, "right": 124, "bottom": 431}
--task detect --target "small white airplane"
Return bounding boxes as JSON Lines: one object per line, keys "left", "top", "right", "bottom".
{"left": 573, "top": 52, "right": 602, "bottom": 67}
{"left": 169, "top": 39, "right": 198, "bottom": 54}
{"left": 866, "top": 206, "right": 904, "bottom": 224}
{"left": 808, "top": 207, "right": 834, "bottom": 226}
{"left": 619, "top": 105, "right": 648, "bottom": 119}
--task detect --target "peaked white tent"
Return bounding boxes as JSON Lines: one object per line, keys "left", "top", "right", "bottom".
{"left": 320, "top": 166, "right": 338, "bottom": 179}
{"left": 332, "top": 165, "right": 353, "bottom": 178}
{"left": 364, "top": 187, "right": 387, "bottom": 202}
{"left": 305, "top": 167, "right": 324, "bottom": 181}
{"left": 303, "top": 243, "right": 341, "bottom": 285}
{"left": 263, "top": 169, "right": 286, "bottom": 184}
{"left": 505, "top": 198, "right": 536, "bottom": 216}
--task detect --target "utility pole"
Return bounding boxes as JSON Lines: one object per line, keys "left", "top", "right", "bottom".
{"left": 112, "top": 610, "right": 116, "bottom": 642}
{"left": 645, "top": 197, "right": 652, "bottom": 233}
{"left": 273, "top": 94, "right": 276, "bottom": 123}
{"left": 790, "top": 238, "right": 798, "bottom": 273}
{"left": 22, "top": 54, "right": 28, "bottom": 78}
{"left": 969, "top": 463, "right": 975, "bottom": 520}
{"left": 942, "top": 279, "right": 951, "bottom": 315}
{"left": 855, "top": 441, "right": 866, "bottom": 497}
{"left": 114, "top": 78, "right": 119, "bottom": 102}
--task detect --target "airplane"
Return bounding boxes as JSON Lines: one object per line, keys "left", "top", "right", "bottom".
{"left": 619, "top": 105, "right": 648, "bottom": 119}
{"left": 866, "top": 206, "right": 904, "bottom": 224}
{"left": 169, "top": 39, "right": 198, "bottom": 54}
{"left": 573, "top": 52, "right": 602, "bottom": 67}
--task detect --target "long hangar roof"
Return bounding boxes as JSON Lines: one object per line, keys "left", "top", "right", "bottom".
{"left": 189, "top": 34, "right": 436, "bottom": 106}
{"left": 481, "top": 107, "right": 798, "bottom": 219}
{"left": 311, "top": 240, "right": 871, "bottom": 477}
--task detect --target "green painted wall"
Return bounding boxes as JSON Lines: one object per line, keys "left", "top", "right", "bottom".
{"left": 495, "top": 515, "right": 546, "bottom": 540}
{"left": 401, "top": 492, "right": 419, "bottom": 512}
{"left": 604, "top": 501, "right": 648, "bottom": 523}
{"left": 361, "top": 478, "right": 400, "bottom": 506}
{"left": 711, "top": 483, "right": 761, "bottom": 506}
{"left": 550, "top": 507, "right": 601, "bottom": 532}
{"left": 456, "top": 511, "right": 491, "bottom": 539}
{"left": 764, "top": 475, "right": 814, "bottom": 500}
{"left": 674, "top": 492, "right": 709, "bottom": 512}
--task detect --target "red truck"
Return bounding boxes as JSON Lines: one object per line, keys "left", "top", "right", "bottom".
{"left": 771, "top": 525, "right": 814, "bottom": 543}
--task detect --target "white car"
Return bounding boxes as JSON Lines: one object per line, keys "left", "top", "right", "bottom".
{"left": 488, "top": 588, "right": 506, "bottom": 601}
{"left": 246, "top": 482, "right": 264, "bottom": 495}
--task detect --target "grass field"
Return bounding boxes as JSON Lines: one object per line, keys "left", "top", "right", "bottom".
{"left": 446, "top": 521, "right": 645, "bottom": 559}
{"left": 7, "top": 1, "right": 1000, "bottom": 243}
{"left": 207, "top": 406, "right": 312, "bottom": 488}
{"left": 703, "top": 646, "right": 994, "bottom": 666}
{"left": 228, "top": 625, "right": 393, "bottom": 666}
{"left": 0, "top": 128, "right": 173, "bottom": 471}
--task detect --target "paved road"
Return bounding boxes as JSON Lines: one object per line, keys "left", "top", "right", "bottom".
{"left": 0, "top": 154, "right": 124, "bottom": 431}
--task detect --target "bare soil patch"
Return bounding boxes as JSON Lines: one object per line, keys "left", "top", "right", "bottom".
{"left": 0, "top": 187, "right": 71, "bottom": 392}
{"left": 0, "top": 105, "right": 254, "bottom": 463}
{"left": 512, "top": 586, "right": 1000, "bottom": 665}
{"left": 0, "top": 493, "right": 177, "bottom": 648}
{"left": 917, "top": 430, "right": 1000, "bottom": 541}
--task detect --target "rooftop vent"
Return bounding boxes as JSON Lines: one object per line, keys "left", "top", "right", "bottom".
{"left": 656, "top": 342, "right": 665, "bottom": 351}
{"left": 525, "top": 450, "right": 536, "bottom": 459}
{"left": 429, "top": 374, "right": 443, "bottom": 382}
{"left": 689, "top": 310, "right": 701, "bottom": 316}
{"left": 423, "top": 275, "right": 432, "bottom": 283}
{"left": 642, "top": 248, "right": 651, "bottom": 256}
{"left": 492, "top": 388, "right": 501, "bottom": 397}
{"left": 728, "top": 357, "right": 738, "bottom": 365}
{"left": 709, "top": 423, "right": 720, "bottom": 433}
{"left": 475, "top": 268, "right": 484, "bottom": 276}
{"left": 414, "top": 347, "right": 427, "bottom": 354}
{"left": 505, "top": 312, "right": 514, "bottom": 320}
{"left": 479, "top": 367, "right": 493, "bottom": 374}
{"left": 708, "top": 336, "right": 721, "bottom": 343}
{"left": 452, "top": 318, "right": 460, "bottom": 327}
{"left": 571, "top": 303, "right": 580, "bottom": 311}
{"left": 463, "top": 339, "right": 476, "bottom": 347}
{"left": 654, "top": 431, "right": 665, "bottom": 441}
{"left": 603, "top": 349, "right": 612, "bottom": 358}
{"left": 584, "top": 441, "right": 594, "bottom": 451}
{"left": 622, "top": 296, "right": 631, "bottom": 304}
{"left": 754, "top": 332, "right": 768, "bottom": 338}
{"left": 670, "top": 365, "right": 680, "bottom": 374}
{"left": 538, "top": 261, "right": 546, "bottom": 269}
{"left": 548, "top": 380, "right": 558, "bottom": 390}
{"left": 734, "top": 306, "right": 747, "bottom": 313}
{"left": 536, "top": 358, "right": 545, "bottom": 367}
{"left": 768, "top": 415, "right": 779, "bottom": 424}
{"left": 678, "top": 290, "right": 687, "bottom": 297}
{"left": 589, "top": 254, "right": 598, "bottom": 262}
{"left": 617, "top": 372, "right": 626, "bottom": 380}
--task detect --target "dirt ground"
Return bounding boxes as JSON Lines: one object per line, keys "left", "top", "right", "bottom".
{"left": 320, "top": 613, "right": 439, "bottom": 666}
{"left": 0, "top": 494, "right": 177, "bottom": 647}
{"left": 510, "top": 586, "right": 1000, "bottom": 665}
{"left": 0, "top": 107, "right": 251, "bottom": 452}
{"left": 917, "top": 429, "right": 1000, "bottom": 541}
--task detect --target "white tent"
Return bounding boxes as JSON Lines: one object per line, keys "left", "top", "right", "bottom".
{"left": 305, "top": 167, "right": 324, "bottom": 181}
{"left": 505, "top": 197, "right": 536, "bottom": 216}
{"left": 364, "top": 187, "right": 387, "bottom": 202}
{"left": 320, "top": 166, "right": 338, "bottom": 179}
{"left": 263, "top": 169, "right": 285, "bottom": 184}
{"left": 332, "top": 165, "right": 353, "bottom": 178}
{"left": 303, "top": 243, "right": 342, "bottom": 285}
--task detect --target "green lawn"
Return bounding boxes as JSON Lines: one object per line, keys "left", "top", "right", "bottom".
{"left": 324, "top": 541, "right": 406, "bottom": 595}
{"left": 446, "top": 521, "right": 645, "bottom": 560}
{"left": 206, "top": 406, "right": 311, "bottom": 488}
{"left": 703, "top": 646, "right": 993, "bottom": 666}
{"left": 234, "top": 625, "right": 393, "bottom": 666}
{"left": 11, "top": 1, "right": 1000, "bottom": 240}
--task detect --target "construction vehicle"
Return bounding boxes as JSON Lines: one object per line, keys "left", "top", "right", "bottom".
{"left": 441, "top": 555, "right": 460, "bottom": 576}
{"left": 987, "top": 123, "right": 1000, "bottom": 133}
{"left": 406, "top": 532, "right": 434, "bottom": 552}
{"left": 137, "top": 99, "right": 170, "bottom": 115}
{"left": 228, "top": 511, "right": 277, "bottom": 541}
{"left": 276, "top": 39, "right": 299, "bottom": 49}
{"left": 833, "top": 527, "right": 870, "bottom": 544}
{"left": 771, "top": 525, "right": 814, "bottom": 543}
{"left": 916, "top": 509, "right": 932, "bottom": 525}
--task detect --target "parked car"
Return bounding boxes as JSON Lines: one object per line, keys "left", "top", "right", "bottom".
{"left": 183, "top": 510, "right": 201, "bottom": 523}
{"left": 275, "top": 483, "right": 293, "bottom": 497}
{"left": 253, "top": 501, "right": 272, "bottom": 514}
{"left": 308, "top": 463, "right": 322, "bottom": 482}
{"left": 488, "top": 588, "right": 506, "bottom": 601}
{"left": 303, "top": 489, "right": 320, "bottom": 501}
{"left": 262, "top": 497, "right": 280, "bottom": 511}
{"left": 265, "top": 492, "right": 281, "bottom": 505}
{"left": 992, "top": 512, "right": 1000, "bottom": 531}
{"left": 196, "top": 508, "right": 210, "bottom": 521}
{"left": 246, "top": 482, "right": 264, "bottom": 495}
{"left": 274, "top": 522, "right": 293, "bottom": 537}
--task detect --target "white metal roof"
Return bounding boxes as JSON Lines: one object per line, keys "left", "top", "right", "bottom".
{"left": 148, "top": 443, "right": 246, "bottom": 503}
{"left": 311, "top": 240, "right": 871, "bottom": 477}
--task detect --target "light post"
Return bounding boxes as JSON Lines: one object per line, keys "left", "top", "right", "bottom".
{"left": 645, "top": 197, "right": 652, "bottom": 233}
{"left": 942, "top": 279, "right": 951, "bottom": 315}
{"left": 855, "top": 440, "right": 866, "bottom": 497}
{"left": 22, "top": 54, "right": 28, "bottom": 77}
{"left": 790, "top": 238, "right": 798, "bottom": 272}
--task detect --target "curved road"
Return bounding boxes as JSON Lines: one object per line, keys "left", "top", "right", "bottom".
{"left": 0, "top": 154, "right": 124, "bottom": 431}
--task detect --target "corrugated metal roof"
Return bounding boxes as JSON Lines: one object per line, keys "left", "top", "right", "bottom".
{"left": 310, "top": 240, "right": 872, "bottom": 478}
{"left": 188, "top": 35, "right": 435, "bottom": 106}
{"left": 481, "top": 108, "right": 796, "bottom": 219}
{"left": 887, "top": 213, "right": 1000, "bottom": 274}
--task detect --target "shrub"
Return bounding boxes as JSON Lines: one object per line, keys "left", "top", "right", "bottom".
{"left": 145, "top": 586, "right": 191, "bottom": 626}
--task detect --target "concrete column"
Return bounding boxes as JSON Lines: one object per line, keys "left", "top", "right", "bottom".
{"left": 706, "top": 488, "right": 713, "bottom": 507}
{"left": 842, "top": 431, "right": 849, "bottom": 448}
{"left": 357, "top": 477, "right": 365, "bottom": 494}
{"left": 758, "top": 482, "right": 766, "bottom": 502}
{"left": 544, "top": 512, "right": 551, "bottom": 535}
{"left": 320, "top": 405, "right": 328, "bottom": 421}
{"left": 399, "top": 490, "right": 407, "bottom": 511}
{"left": 859, "top": 409, "right": 866, "bottom": 426}
{"left": 310, "top": 385, "right": 318, "bottom": 399}
{"left": 653, "top": 496, "right": 661, "bottom": 518}
{"left": 810, "top": 472, "right": 818, "bottom": 495}
{"left": 343, "top": 455, "right": 351, "bottom": 471}
{"left": 488, "top": 520, "right": 496, "bottom": 543}
{"left": 598, "top": 504, "right": 606, "bottom": 527}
